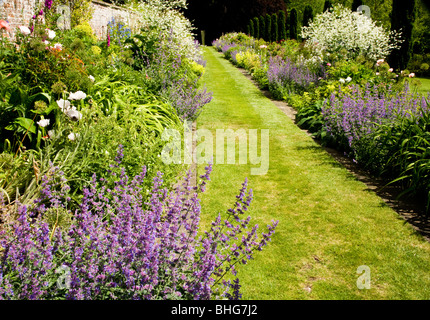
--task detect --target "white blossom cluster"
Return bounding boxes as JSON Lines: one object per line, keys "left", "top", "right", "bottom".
{"left": 131, "top": 0, "right": 201, "bottom": 61}
{"left": 300, "top": 4, "right": 403, "bottom": 62}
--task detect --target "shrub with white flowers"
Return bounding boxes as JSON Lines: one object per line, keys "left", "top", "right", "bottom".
{"left": 301, "top": 4, "right": 403, "bottom": 62}
{"left": 130, "top": 0, "right": 201, "bottom": 61}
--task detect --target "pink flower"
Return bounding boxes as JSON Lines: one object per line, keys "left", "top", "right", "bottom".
{"left": 388, "top": 68, "right": 393, "bottom": 72}
{"left": 376, "top": 59, "right": 384, "bottom": 66}
{"left": 409, "top": 73, "right": 415, "bottom": 78}
{"left": 327, "top": 63, "right": 332, "bottom": 67}
{"left": 0, "top": 20, "right": 11, "bottom": 32}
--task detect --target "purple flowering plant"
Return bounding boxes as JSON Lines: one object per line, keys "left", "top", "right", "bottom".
{"left": 322, "top": 83, "right": 429, "bottom": 167}
{"left": 0, "top": 146, "right": 278, "bottom": 300}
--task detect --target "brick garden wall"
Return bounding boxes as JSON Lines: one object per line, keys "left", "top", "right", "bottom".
{"left": 0, "top": 0, "right": 139, "bottom": 40}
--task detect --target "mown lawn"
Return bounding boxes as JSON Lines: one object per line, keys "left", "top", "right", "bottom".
{"left": 414, "top": 77, "right": 430, "bottom": 95}
{"left": 196, "top": 46, "right": 430, "bottom": 300}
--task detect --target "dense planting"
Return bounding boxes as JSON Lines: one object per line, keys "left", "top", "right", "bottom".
{"left": 0, "top": 0, "right": 277, "bottom": 300}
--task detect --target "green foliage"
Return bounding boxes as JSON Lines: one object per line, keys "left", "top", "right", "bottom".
{"left": 265, "top": 14, "right": 272, "bottom": 43}
{"left": 278, "top": 10, "right": 287, "bottom": 41}
{"left": 259, "top": 16, "right": 266, "bottom": 41}
{"left": 249, "top": 19, "right": 255, "bottom": 37}
{"left": 372, "top": 107, "right": 430, "bottom": 213}
{"left": 253, "top": 17, "right": 260, "bottom": 39}
{"left": 289, "top": 8, "right": 298, "bottom": 40}
{"left": 272, "top": 13, "right": 278, "bottom": 43}
{"left": 73, "top": 22, "right": 98, "bottom": 44}
{"left": 302, "top": 5, "right": 314, "bottom": 28}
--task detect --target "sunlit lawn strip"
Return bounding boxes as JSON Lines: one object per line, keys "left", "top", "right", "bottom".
{"left": 197, "top": 46, "right": 430, "bottom": 300}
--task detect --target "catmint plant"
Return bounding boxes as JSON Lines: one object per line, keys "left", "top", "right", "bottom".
{"left": 0, "top": 146, "right": 278, "bottom": 300}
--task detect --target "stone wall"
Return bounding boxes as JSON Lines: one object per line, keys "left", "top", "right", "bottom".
{"left": 89, "top": 0, "right": 139, "bottom": 39}
{"left": 0, "top": 0, "right": 139, "bottom": 40}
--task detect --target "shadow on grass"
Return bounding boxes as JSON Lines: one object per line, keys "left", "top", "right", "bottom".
{"left": 294, "top": 143, "right": 430, "bottom": 241}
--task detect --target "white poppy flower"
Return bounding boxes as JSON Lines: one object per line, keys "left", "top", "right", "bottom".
{"left": 19, "top": 26, "right": 31, "bottom": 35}
{"left": 68, "top": 132, "right": 79, "bottom": 141}
{"left": 37, "top": 119, "right": 50, "bottom": 127}
{"left": 88, "top": 75, "right": 95, "bottom": 82}
{"left": 339, "top": 78, "right": 345, "bottom": 84}
{"left": 46, "top": 29, "right": 56, "bottom": 40}
{"left": 68, "top": 91, "right": 87, "bottom": 100}
{"left": 65, "top": 108, "right": 82, "bottom": 121}
{"left": 56, "top": 99, "right": 71, "bottom": 112}
{"left": 345, "top": 76, "right": 352, "bottom": 82}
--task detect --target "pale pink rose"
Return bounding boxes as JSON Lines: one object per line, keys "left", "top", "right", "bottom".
{"left": 19, "top": 26, "right": 31, "bottom": 35}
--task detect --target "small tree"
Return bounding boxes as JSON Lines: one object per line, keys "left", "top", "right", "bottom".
{"left": 253, "top": 16, "right": 260, "bottom": 39}
{"left": 272, "top": 13, "right": 278, "bottom": 42}
{"left": 278, "top": 10, "right": 287, "bottom": 41}
{"left": 265, "top": 14, "right": 272, "bottom": 42}
{"left": 259, "top": 16, "right": 266, "bottom": 41}
{"left": 303, "top": 5, "right": 314, "bottom": 28}
{"left": 323, "top": 0, "right": 333, "bottom": 12}
{"left": 272, "top": 13, "right": 279, "bottom": 42}
{"left": 249, "top": 19, "right": 254, "bottom": 37}
{"left": 389, "top": 0, "right": 416, "bottom": 70}
{"left": 289, "top": 8, "right": 298, "bottom": 40}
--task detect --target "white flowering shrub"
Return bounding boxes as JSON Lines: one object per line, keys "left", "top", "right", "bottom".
{"left": 130, "top": 0, "right": 201, "bottom": 61}
{"left": 300, "top": 4, "right": 403, "bottom": 62}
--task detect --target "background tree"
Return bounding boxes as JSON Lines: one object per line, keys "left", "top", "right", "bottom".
{"left": 249, "top": 19, "right": 255, "bottom": 37}
{"left": 186, "top": 0, "right": 286, "bottom": 44}
{"left": 266, "top": 14, "right": 272, "bottom": 42}
{"left": 351, "top": 0, "right": 364, "bottom": 11}
{"left": 302, "top": 4, "right": 314, "bottom": 28}
{"left": 259, "top": 16, "right": 266, "bottom": 41}
{"left": 289, "top": 8, "right": 298, "bottom": 40}
{"left": 278, "top": 10, "right": 287, "bottom": 41}
{"left": 253, "top": 16, "right": 260, "bottom": 39}
{"left": 323, "top": 0, "right": 333, "bottom": 12}
{"left": 389, "top": 0, "right": 417, "bottom": 70}
{"left": 272, "top": 13, "right": 279, "bottom": 42}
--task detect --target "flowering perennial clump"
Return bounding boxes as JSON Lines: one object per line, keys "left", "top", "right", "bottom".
{"left": 322, "top": 84, "right": 429, "bottom": 161}
{"left": 267, "top": 56, "right": 323, "bottom": 99}
{"left": 0, "top": 147, "right": 278, "bottom": 300}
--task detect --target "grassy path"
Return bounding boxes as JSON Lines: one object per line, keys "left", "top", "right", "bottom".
{"left": 196, "top": 46, "right": 430, "bottom": 300}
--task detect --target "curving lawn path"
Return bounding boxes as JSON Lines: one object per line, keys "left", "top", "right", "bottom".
{"left": 196, "top": 46, "right": 430, "bottom": 300}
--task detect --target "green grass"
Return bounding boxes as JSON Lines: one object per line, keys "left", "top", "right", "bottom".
{"left": 196, "top": 46, "right": 430, "bottom": 300}
{"left": 414, "top": 77, "right": 430, "bottom": 95}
